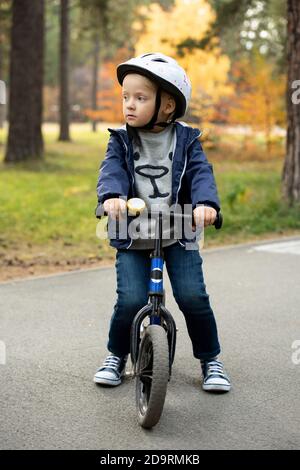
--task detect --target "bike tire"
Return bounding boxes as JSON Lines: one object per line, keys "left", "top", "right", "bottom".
{"left": 136, "top": 324, "right": 169, "bottom": 429}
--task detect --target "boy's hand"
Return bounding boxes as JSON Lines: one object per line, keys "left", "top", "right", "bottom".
{"left": 103, "top": 198, "right": 127, "bottom": 220}
{"left": 192, "top": 205, "right": 217, "bottom": 230}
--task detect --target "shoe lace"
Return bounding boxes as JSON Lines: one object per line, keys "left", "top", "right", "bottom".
{"left": 205, "top": 360, "right": 228, "bottom": 379}
{"left": 100, "top": 355, "right": 122, "bottom": 371}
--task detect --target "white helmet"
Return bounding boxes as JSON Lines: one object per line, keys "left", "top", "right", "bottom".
{"left": 117, "top": 52, "right": 192, "bottom": 118}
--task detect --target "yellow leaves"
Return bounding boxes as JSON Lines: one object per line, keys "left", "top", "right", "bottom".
{"left": 82, "top": 0, "right": 285, "bottom": 138}
{"left": 228, "top": 53, "right": 286, "bottom": 132}
{"left": 135, "top": 0, "right": 214, "bottom": 50}
{"left": 134, "top": 0, "right": 231, "bottom": 122}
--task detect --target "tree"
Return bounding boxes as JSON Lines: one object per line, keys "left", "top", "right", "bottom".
{"left": 84, "top": 0, "right": 231, "bottom": 125}
{"left": 58, "top": 0, "right": 70, "bottom": 141}
{"left": 91, "top": 29, "right": 100, "bottom": 132}
{"left": 78, "top": 0, "right": 110, "bottom": 132}
{"left": 282, "top": 0, "right": 300, "bottom": 205}
{"left": 78, "top": 0, "right": 175, "bottom": 131}
{"left": 183, "top": 0, "right": 286, "bottom": 73}
{"left": 0, "top": 0, "right": 11, "bottom": 128}
{"left": 45, "top": 0, "right": 60, "bottom": 88}
{"left": 228, "top": 53, "right": 285, "bottom": 155}
{"left": 183, "top": 0, "right": 300, "bottom": 204}
{"left": 44, "top": 1, "right": 94, "bottom": 123}
{"left": 5, "top": 0, "right": 44, "bottom": 163}
{"left": 84, "top": 51, "right": 128, "bottom": 123}
{"left": 134, "top": 0, "right": 232, "bottom": 124}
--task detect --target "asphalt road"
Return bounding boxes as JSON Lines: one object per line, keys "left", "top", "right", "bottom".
{"left": 0, "top": 236, "right": 300, "bottom": 450}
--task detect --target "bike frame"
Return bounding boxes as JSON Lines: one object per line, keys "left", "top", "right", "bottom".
{"left": 130, "top": 211, "right": 177, "bottom": 377}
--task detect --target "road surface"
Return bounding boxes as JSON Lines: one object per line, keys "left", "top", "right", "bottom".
{"left": 0, "top": 236, "right": 300, "bottom": 450}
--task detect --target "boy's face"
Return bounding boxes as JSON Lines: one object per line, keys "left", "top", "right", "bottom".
{"left": 122, "top": 74, "right": 157, "bottom": 128}
{"left": 122, "top": 74, "right": 175, "bottom": 131}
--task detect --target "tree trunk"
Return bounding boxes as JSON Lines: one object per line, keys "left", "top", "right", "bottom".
{"left": 58, "top": 0, "right": 70, "bottom": 141}
{"left": 0, "top": 39, "right": 5, "bottom": 128}
{"left": 265, "top": 93, "right": 271, "bottom": 158}
{"left": 91, "top": 31, "right": 100, "bottom": 133}
{"left": 4, "top": 0, "right": 44, "bottom": 162}
{"left": 282, "top": 0, "right": 300, "bottom": 205}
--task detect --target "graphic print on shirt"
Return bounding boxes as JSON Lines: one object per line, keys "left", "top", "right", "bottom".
{"left": 134, "top": 150, "right": 171, "bottom": 199}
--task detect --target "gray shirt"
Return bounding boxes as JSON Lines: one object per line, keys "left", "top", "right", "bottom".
{"left": 129, "top": 124, "right": 177, "bottom": 250}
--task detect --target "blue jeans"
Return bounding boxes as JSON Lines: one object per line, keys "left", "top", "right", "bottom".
{"left": 107, "top": 241, "right": 221, "bottom": 360}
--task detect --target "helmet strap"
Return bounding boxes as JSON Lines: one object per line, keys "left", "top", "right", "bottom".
{"left": 139, "top": 88, "right": 162, "bottom": 130}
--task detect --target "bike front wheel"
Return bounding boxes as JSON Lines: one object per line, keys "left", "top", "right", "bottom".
{"left": 136, "top": 324, "right": 169, "bottom": 429}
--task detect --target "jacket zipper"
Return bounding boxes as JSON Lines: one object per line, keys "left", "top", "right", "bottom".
{"left": 118, "top": 135, "right": 135, "bottom": 249}
{"left": 175, "top": 131, "right": 201, "bottom": 247}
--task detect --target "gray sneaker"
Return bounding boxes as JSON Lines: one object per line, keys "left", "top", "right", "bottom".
{"left": 94, "top": 354, "right": 128, "bottom": 386}
{"left": 201, "top": 359, "right": 231, "bottom": 392}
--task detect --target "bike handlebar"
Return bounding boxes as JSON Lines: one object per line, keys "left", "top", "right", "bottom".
{"left": 95, "top": 203, "right": 223, "bottom": 230}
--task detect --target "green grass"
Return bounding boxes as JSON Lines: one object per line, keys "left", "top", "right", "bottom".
{"left": 0, "top": 124, "right": 113, "bottom": 262}
{"left": 209, "top": 160, "right": 300, "bottom": 244}
{"left": 0, "top": 123, "right": 299, "bottom": 267}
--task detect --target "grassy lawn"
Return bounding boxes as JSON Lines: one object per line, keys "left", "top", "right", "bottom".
{"left": 0, "top": 123, "right": 299, "bottom": 280}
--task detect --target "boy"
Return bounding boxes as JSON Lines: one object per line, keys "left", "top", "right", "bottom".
{"left": 94, "top": 53, "right": 231, "bottom": 392}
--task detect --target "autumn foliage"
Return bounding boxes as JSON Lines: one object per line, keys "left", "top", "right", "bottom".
{"left": 84, "top": 0, "right": 286, "bottom": 141}
{"left": 228, "top": 53, "right": 286, "bottom": 145}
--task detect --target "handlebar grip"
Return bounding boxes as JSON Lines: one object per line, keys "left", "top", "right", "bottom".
{"left": 213, "top": 212, "right": 223, "bottom": 230}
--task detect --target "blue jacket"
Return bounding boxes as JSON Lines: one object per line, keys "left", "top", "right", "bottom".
{"left": 96, "top": 121, "right": 220, "bottom": 249}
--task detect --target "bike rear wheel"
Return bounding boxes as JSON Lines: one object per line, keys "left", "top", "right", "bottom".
{"left": 136, "top": 324, "right": 169, "bottom": 429}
